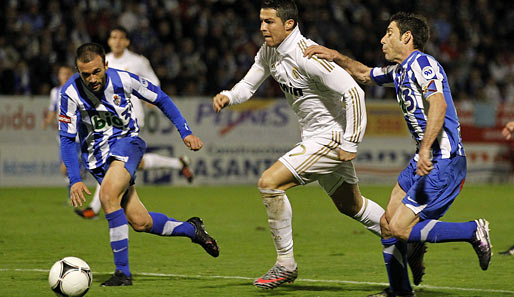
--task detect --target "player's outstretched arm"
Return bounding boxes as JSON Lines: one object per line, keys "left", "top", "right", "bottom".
{"left": 212, "top": 94, "right": 230, "bottom": 112}
{"left": 183, "top": 134, "right": 203, "bottom": 151}
{"left": 42, "top": 111, "right": 57, "bottom": 129}
{"left": 502, "top": 121, "right": 514, "bottom": 140}
{"left": 303, "top": 45, "right": 374, "bottom": 85}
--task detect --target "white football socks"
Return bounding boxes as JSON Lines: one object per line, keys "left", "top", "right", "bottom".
{"left": 142, "top": 153, "right": 182, "bottom": 170}
{"left": 353, "top": 196, "right": 384, "bottom": 237}
{"left": 259, "top": 188, "right": 296, "bottom": 270}
{"left": 89, "top": 182, "right": 102, "bottom": 214}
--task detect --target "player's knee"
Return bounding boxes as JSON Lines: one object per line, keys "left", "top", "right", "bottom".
{"left": 257, "top": 170, "right": 277, "bottom": 189}
{"left": 99, "top": 185, "right": 120, "bottom": 212}
{"left": 99, "top": 186, "right": 114, "bottom": 204}
{"left": 380, "top": 214, "right": 392, "bottom": 238}
{"left": 389, "top": 221, "right": 410, "bottom": 241}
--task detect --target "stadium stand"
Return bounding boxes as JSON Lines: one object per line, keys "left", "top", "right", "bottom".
{"left": 0, "top": 0, "right": 512, "bottom": 101}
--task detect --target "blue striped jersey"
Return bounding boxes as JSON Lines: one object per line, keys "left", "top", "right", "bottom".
{"left": 59, "top": 68, "right": 191, "bottom": 170}
{"left": 370, "top": 50, "right": 465, "bottom": 159}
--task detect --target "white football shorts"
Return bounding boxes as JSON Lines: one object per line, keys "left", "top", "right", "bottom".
{"left": 279, "top": 131, "right": 359, "bottom": 195}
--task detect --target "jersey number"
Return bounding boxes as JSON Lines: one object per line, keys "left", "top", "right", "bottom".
{"left": 399, "top": 88, "right": 416, "bottom": 114}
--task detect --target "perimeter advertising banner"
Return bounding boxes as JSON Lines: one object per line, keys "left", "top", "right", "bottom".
{"left": 0, "top": 96, "right": 512, "bottom": 186}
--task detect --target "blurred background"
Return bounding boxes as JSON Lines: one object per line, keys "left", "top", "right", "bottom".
{"left": 1, "top": 0, "right": 513, "bottom": 100}
{"left": 0, "top": 0, "right": 513, "bottom": 186}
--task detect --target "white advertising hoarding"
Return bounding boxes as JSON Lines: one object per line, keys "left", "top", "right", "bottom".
{"left": 0, "top": 96, "right": 511, "bottom": 186}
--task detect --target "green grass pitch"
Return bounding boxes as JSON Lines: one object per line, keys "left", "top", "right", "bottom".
{"left": 1, "top": 184, "right": 513, "bottom": 296}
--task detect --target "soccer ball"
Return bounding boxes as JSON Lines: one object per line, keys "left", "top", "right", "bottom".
{"left": 48, "top": 257, "right": 92, "bottom": 297}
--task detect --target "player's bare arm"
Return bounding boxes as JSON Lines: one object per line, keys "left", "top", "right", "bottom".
{"left": 183, "top": 134, "right": 203, "bottom": 151}
{"left": 303, "top": 45, "right": 374, "bottom": 85}
{"left": 69, "top": 181, "right": 91, "bottom": 207}
{"left": 212, "top": 94, "right": 230, "bottom": 112}
{"left": 502, "top": 121, "right": 514, "bottom": 140}
{"left": 417, "top": 93, "right": 447, "bottom": 176}
{"left": 42, "top": 111, "right": 57, "bottom": 129}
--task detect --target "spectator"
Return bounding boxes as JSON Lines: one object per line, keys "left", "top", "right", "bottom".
{"left": 0, "top": 0, "right": 512, "bottom": 99}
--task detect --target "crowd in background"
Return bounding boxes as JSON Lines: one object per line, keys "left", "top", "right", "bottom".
{"left": 0, "top": 0, "right": 513, "bottom": 102}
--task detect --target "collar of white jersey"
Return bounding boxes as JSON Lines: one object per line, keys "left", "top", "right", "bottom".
{"left": 276, "top": 26, "right": 302, "bottom": 55}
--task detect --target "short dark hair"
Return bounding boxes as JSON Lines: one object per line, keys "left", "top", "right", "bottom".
{"left": 75, "top": 42, "right": 106, "bottom": 65}
{"left": 261, "top": 0, "right": 298, "bottom": 28}
{"left": 390, "top": 12, "right": 430, "bottom": 51}
{"left": 111, "top": 25, "right": 130, "bottom": 40}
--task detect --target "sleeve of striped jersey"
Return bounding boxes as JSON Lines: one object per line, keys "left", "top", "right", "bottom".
{"left": 58, "top": 91, "right": 78, "bottom": 138}
{"left": 221, "top": 47, "right": 270, "bottom": 105}
{"left": 302, "top": 57, "right": 366, "bottom": 152}
{"left": 411, "top": 55, "right": 444, "bottom": 99}
{"left": 129, "top": 73, "right": 192, "bottom": 139}
{"left": 154, "top": 92, "right": 192, "bottom": 139}
{"left": 60, "top": 135, "right": 82, "bottom": 185}
{"left": 370, "top": 65, "right": 396, "bottom": 87}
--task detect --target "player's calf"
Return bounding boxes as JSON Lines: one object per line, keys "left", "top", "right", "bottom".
{"left": 407, "top": 242, "right": 427, "bottom": 286}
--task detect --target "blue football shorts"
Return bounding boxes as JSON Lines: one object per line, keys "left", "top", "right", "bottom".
{"left": 398, "top": 155, "right": 466, "bottom": 220}
{"left": 89, "top": 136, "right": 146, "bottom": 185}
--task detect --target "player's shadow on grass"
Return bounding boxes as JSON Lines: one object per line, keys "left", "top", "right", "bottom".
{"left": 207, "top": 282, "right": 382, "bottom": 294}
{"left": 206, "top": 282, "right": 454, "bottom": 297}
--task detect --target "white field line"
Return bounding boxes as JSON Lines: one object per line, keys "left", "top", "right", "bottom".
{"left": 1, "top": 268, "right": 513, "bottom": 294}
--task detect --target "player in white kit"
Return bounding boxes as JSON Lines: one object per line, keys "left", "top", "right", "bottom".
{"left": 213, "top": 0, "right": 385, "bottom": 289}
{"left": 75, "top": 27, "right": 194, "bottom": 219}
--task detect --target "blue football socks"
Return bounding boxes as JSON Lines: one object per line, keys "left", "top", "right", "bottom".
{"left": 148, "top": 212, "right": 195, "bottom": 238}
{"left": 408, "top": 219, "right": 476, "bottom": 243}
{"left": 382, "top": 238, "right": 412, "bottom": 294}
{"left": 105, "top": 208, "right": 130, "bottom": 277}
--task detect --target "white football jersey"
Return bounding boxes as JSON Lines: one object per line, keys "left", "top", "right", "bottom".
{"left": 48, "top": 86, "right": 62, "bottom": 112}
{"left": 221, "top": 26, "right": 366, "bottom": 152}
{"left": 106, "top": 49, "right": 160, "bottom": 127}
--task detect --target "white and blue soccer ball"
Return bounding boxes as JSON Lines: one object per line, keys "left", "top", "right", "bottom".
{"left": 48, "top": 257, "right": 92, "bottom": 297}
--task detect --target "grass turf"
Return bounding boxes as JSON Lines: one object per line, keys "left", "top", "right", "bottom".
{"left": 0, "top": 184, "right": 513, "bottom": 296}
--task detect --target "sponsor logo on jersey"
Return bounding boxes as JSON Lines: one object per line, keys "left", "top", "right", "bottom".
{"left": 279, "top": 82, "right": 304, "bottom": 97}
{"left": 58, "top": 114, "right": 71, "bottom": 123}
{"left": 91, "top": 113, "right": 125, "bottom": 130}
{"left": 422, "top": 66, "right": 435, "bottom": 79}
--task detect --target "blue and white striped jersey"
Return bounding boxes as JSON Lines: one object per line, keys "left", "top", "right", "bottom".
{"left": 370, "top": 50, "right": 464, "bottom": 159}
{"left": 59, "top": 68, "right": 191, "bottom": 170}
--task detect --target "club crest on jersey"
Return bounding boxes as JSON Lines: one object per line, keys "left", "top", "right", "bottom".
{"left": 292, "top": 67, "right": 300, "bottom": 80}
{"left": 422, "top": 66, "right": 435, "bottom": 79}
{"left": 113, "top": 95, "right": 121, "bottom": 106}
